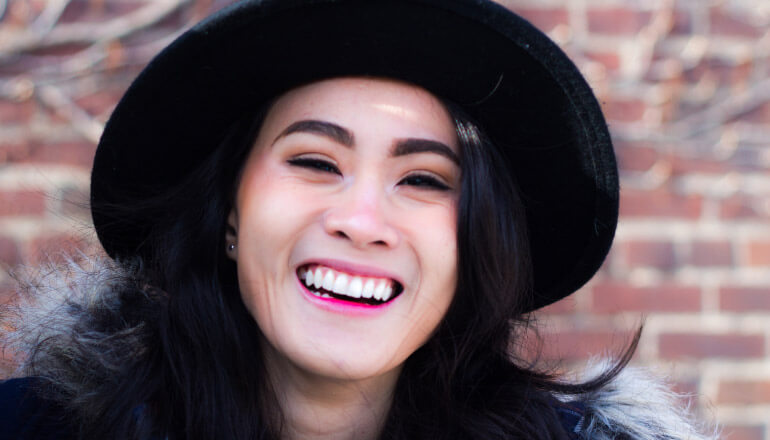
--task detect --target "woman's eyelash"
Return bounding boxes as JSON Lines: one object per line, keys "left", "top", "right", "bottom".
{"left": 288, "top": 159, "right": 449, "bottom": 190}
{"left": 287, "top": 157, "right": 341, "bottom": 175}
{"left": 399, "top": 174, "right": 450, "bottom": 191}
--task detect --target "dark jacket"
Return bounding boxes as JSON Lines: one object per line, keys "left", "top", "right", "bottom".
{"left": 0, "top": 377, "right": 583, "bottom": 439}
{"left": 0, "top": 377, "right": 75, "bottom": 440}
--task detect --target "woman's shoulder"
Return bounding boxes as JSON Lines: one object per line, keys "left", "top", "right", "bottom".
{"left": 0, "top": 258, "right": 162, "bottom": 438}
{"left": 558, "top": 362, "right": 719, "bottom": 440}
{"left": 0, "top": 377, "right": 76, "bottom": 440}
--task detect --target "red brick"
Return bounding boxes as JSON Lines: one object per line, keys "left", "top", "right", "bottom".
{"left": 154, "top": 7, "right": 189, "bottom": 29}
{"left": 59, "top": 0, "right": 144, "bottom": 23}
{"left": 535, "top": 330, "right": 636, "bottom": 361}
{"left": 74, "top": 90, "right": 121, "bottom": 118}
{"left": 720, "top": 425, "right": 765, "bottom": 440}
{"left": 720, "top": 286, "right": 770, "bottom": 312}
{"left": 620, "top": 188, "right": 702, "bottom": 219}
{"left": 670, "top": 9, "right": 693, "bottom": 35}
{"left": 58, "top": 187, "right": 91, "bottom": 220}
{"left": 514, "top": 7, "right": 569, "bottom": 31}
{"left": 0, "top": 191, "right": 46, "bottom": 216}
{"left": 669, "top": 379, "right": 699, "bottom": 407}
{"left": 747, "top": 242, "right": 770, "bottom": 266}
{"left": 2, "top": 141, "right": 95, "bottom": 167}
{"left": 669, "top": 154, "right": 733, "bottom": 174}
{"left": 0, "top": 143, "right": 27, "bottom": 164}
{"left": 657, "top": 90, "right": 686, "bottom": 124}
{"left": 743, "top": 101, "right": 770, "bottom": 124}
{"left": 585, "top": 51, "right": 621, "bottom": 72}
{"left": 684, "top": 57, "right": 755, "bottom": 89}
{"left": 0, "top": 237, "right": 21, "bottom": 267}
{"left": 588, "top": 7, "right": 651, "bottom": 34}
{"left": 622, "top": 240, "right": 676, "bottom": 270}
{"left": 616, "top": 143, "right": 659, "bottom": 172}
{"left": 601, "top": 97, "right": 647, "bottom": 123}
{"left": 720, "top": 195, "right": 766, "bottom": 220}
{"left": 32, "top": 142, "right": 95, "bottom": 167}
{"left": 718, "top": 380, "right": 770, "bottom": 404}
{"left": 659, "top": 333, "right": 765, "bottom": 359}
{"left": 670, "top": 379, "right": 699, "bottom": 397}
{"left": 25, "top": 42, "right": 95, "bottom": 57}
{"left": 710, "top": 6, "right": 763, "bottom": 38}
{"left": 0, "top": 99, "right": 36, "bottom": 124}
{"left": 731, "top": 146, "right": 769, "bottom": 172}
{"left": 25, "top": 234, "right": 89, "bottom": 265}
{"left": 538, "top": 296, "right": 578, "bottom": 315}
{"left": 688, "top": 240, "right": 733, "bottom": 267}
{"left": 592, "top": 282, "right": 701, "bottom": 314}
{"left": 59, "top": 0, "right": 91, "bottom": 22}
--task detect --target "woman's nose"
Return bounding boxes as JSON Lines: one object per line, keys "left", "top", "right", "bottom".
{"left": 322, "top": 182, "right": 400, "bottom": 249}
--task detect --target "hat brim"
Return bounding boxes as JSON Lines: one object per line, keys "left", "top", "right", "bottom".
{"left": 91, "top": 0, "right": 618, "bottom": 311}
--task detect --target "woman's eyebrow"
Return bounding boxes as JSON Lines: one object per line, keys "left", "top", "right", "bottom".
{"left": 392, "top": 138, "right": 460, "bottom": 165}
{"left": 273, "top": 119, "right": 354, "bottom": 146}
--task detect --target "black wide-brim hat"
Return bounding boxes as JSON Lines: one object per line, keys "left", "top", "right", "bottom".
{"left": 91, "top": 0, "right": 618, "bottom": 311}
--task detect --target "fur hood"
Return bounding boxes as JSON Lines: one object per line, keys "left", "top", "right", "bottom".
{"left": 2, "top": 257, "right": 717, "bottom": 440}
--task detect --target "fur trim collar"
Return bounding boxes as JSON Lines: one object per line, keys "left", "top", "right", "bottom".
{"left": 2, "top": 258, "right": 717, "bottom": 439}
{"left": 568, "top": 361, "right": 718, "bottom": 439}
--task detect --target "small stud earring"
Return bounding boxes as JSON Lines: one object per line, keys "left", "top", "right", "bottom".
{"left": 228, "top": 243, "right": 236, "bottom": 252}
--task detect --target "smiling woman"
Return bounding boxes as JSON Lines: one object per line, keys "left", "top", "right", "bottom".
{"left": 0, "top": 1, "right": 716, "bottom": 440}
{"left": 231, "top": 79, "right": 460, "bottom": 389}
{"left": 225, "top": 79, "right": 462, "bottom": 438}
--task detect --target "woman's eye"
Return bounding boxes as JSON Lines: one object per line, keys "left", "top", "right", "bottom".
{"left": 287, "top": 157, "right": 341, "bottom": 175}
{"left": 399, "top": 174, "right": 450, "bottom": 191}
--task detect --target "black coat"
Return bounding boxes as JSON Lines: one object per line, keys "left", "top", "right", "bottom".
{"left": 0, "top": 378, "right": 74, "bottom": 440}
{"left": 0, "top": 377, "right": 586, "bottom": 440}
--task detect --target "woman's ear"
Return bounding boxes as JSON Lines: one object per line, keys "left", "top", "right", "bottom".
{"left": 226, "top": 210, "right": 238, "bottom": 261}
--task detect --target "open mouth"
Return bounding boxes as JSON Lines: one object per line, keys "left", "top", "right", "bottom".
{"left": 297, "top": 264, "right": 404, "bottom": 306}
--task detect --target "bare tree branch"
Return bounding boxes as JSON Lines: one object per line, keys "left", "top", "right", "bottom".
{"left": 31, "top": 0, "right": 72, "bottom": 35}
{"left": 0, "top": 0, "right": 188, "bottom": 57}
{"left": 37, "top": 84, "right": 104, "bottom": 144}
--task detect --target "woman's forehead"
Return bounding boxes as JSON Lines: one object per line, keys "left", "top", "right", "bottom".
{"left": 260, "top": 77, "right": 458, "bottom": 148}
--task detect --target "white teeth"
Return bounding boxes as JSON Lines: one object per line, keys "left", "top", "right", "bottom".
{"left": 382, "top": 285, "right": 393, "bottom": 302}
{"left": 348, "top": 277, "right": 363, "bottom": 298}
{"left": 322, "top": 270, "right": 335, "bottom": 291}
{"left": 313, "top": 267, "right": 323, "bottom": 289}
{"left": 362, "top": 279, "right": 375, "bottom": 298}
{"left": 373, "top": 280, "right": 386, "bottom": 300}
{"left": 332, "top": 273, "right": 349, "bottom": 294}
{"left": 301, "top": 265, "right": 398, "bottom": 302}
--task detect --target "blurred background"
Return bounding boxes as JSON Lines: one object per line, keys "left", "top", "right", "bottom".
{"left": 0, "top": 0, "right": 768, "bottom": 437}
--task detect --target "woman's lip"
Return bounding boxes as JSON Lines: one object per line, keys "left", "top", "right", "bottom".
{"left": 296, "top": 258, "right": 404, "bottom": 286}
{"left": 296, "top": 274, "right": 398, "bottom": 315}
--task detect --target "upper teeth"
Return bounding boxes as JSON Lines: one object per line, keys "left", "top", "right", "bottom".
{"left": 301, "top": 266, "right": 394, "bottom": 302}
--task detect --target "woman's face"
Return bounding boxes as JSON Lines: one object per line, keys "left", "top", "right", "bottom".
{"left": 229, "top": 77, "right": 459, "bottom": 382}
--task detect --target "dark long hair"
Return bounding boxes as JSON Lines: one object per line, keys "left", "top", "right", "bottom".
{"left": 69, "top": 95, "right": 636, "bottom": 439}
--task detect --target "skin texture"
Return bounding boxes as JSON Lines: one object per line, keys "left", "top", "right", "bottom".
{"left": 226, "top": 77, "right": 460, "bottom": 439}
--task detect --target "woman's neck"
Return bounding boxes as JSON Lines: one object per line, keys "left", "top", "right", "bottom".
{"left": 263, "top": 346, "right": 400, "bottom": 440}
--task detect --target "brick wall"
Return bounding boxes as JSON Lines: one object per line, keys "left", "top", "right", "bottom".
{"left": 1, "top": 0, "right": 768, "bottom": 437}
{"left": 506, "top": 0, "right": 770, "bottom": 437}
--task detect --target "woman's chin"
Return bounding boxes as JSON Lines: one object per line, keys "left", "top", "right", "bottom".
{"left": 267, "top": 339, "right": 405, "bottom": 384}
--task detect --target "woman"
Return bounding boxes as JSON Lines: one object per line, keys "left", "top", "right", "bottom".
{"left": 1, "top": 0, "right": 715, "bottom": 439}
